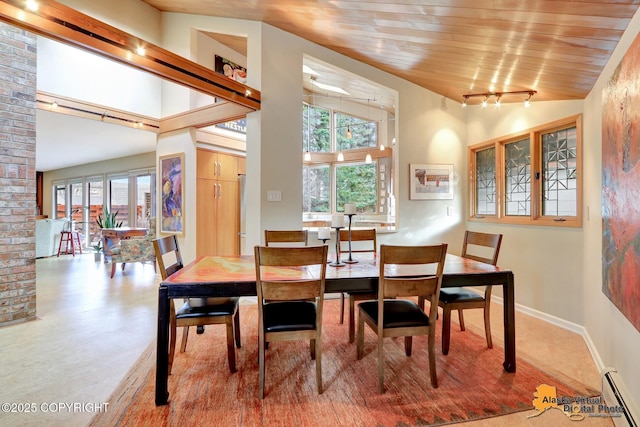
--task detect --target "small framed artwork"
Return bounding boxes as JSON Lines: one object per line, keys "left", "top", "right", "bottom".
{"left": 410, "top": 163, "right": 454, "bottom": 200}
{"left": 159, "top": 153, "right": 185, "bottom": 234}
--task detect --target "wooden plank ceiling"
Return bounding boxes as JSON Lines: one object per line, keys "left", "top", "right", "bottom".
{"left": 141, "top": 0, "right": 640, "bottom": 105}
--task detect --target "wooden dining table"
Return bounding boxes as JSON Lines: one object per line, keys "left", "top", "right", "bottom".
{"left": 155, "top": 253, "right": 515, "bottom": 405}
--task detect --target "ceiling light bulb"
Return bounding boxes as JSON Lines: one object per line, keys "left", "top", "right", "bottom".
{"left": 365, "top": 153, "right": 372, "bottom": 163}
{"left": 481, "top": 98, "right": 488, "bottom": 108}
{"left": 495, "top": 96, "right": 501, "bottom": 108}
{"left": 346, "top": 127, "right": 352, "bottom": 139}
{"left": 304, "top": 151, "right": 311, "bottom": 161}
{"left": 524, "top": 92, "right": 533, "bottom": 108}
{"left": 51, "top": 101, "right": 58, "bottom": 109}
{"left": 136, "top": 46, "right": 146, "bottom": 56}
{"left": 380, "top": 143, "right": 385, "bottom": 151}
{"left": 337, "top": 152, "right": 344, "bottom": 162}
{"left": 25, "top": 0, "right": 39, "bottom": 11}
{"left": 245, "top": 89, "right": 251, "bottom": 97}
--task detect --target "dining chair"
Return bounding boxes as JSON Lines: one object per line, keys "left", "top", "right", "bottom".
{"left": 153, "top": 235, "right": 241, "bottom": 374}
{"left": 254, "top": 244, "right": 328, "bottom": 399}
{"left": 264, "top": 229, "right": 308, "bottom": 246}
{"left": 437, "top": 230, "right": 502, "bottom": 355}
{"left": 338, "top": 228, "right": 377, "bottom": 343}
{"left": 107, "top": 217, "right": 156, "bottom": 278}
{"left": 357, "top": 243, "right": 447, "bottom": 393}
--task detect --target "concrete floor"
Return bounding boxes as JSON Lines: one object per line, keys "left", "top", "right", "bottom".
{"left": 0, "top": 254, "right": 612, "bottom": 426}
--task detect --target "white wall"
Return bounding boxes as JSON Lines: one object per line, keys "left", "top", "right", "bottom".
{"left": 465, "top": 101, "right": 585, "bottom": 320}
{"left": 38, "top": 37, "right": 163, "bottom": 118}
{"left": 57, "top": 0, "right": 162, "bottom": 45}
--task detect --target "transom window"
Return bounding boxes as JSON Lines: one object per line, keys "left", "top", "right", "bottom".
{"left": 469, "top": 114, "right": 582, "bottom": 227}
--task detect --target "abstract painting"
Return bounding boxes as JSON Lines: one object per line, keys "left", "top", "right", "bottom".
{"left": 159, "top": 153, "right": 184, "bottom": 235}
{"left": 602, "top": 31, "right": 640, "bottom": 332}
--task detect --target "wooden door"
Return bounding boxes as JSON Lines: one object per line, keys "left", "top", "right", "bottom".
{"left": 196, "top": 178, "right": 217, "bottom": 256}
{"left": 215, "top": 180, "right": 239, "bottom": 255}
{"left": 216, "top": 152, "right": 238, "bottom": 182}
{"left": 196, "top": 149, "right": 217, "bottom": 180}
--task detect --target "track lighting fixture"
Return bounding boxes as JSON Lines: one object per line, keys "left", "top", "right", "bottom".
{"left": 524, "top": 92, "right": 533, "bottom": 108}
{"left": 461, "top": 90, "right": 537, "bottom": 108}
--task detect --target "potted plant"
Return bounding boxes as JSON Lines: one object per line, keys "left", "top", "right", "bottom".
{"left": 96, "top": 207, "right": 123, "bottom": 229}
{"left": 91, "top": 241, "right": 103, "bottom": 262}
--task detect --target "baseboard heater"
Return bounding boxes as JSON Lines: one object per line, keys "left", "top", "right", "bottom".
{"left": 601, "top": 368, "right": 639, "bottom": 427}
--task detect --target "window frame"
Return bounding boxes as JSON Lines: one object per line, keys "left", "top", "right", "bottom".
{"left": 468, "top": 114, "right": 582, "bottom": 228}
{"left": 302, "top": 101, "right": 390, "bottom": 216}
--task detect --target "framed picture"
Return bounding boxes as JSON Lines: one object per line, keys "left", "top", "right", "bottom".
{"left": 159, "top": 153, "right": 184, "bottom": 235}
{"left": 410, "top": 163, "right": 454, "bottom": 200}
{"left": 214, "top": 55, "right": 247, "bottom": 135}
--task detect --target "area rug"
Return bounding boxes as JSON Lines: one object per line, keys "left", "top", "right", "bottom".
{"left": 90, "top": 299, "right": 596, "bottom": 427}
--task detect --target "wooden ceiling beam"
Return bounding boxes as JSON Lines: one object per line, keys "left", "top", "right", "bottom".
{"left": 0, "top": 0, "right": 260, "bottom": 112}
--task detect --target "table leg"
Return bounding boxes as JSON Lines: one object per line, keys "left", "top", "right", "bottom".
{"left": 155, "top": 285, "right": 170, "bottom": 405}
{"left": 503, "top": 272, "right": 516, "bottom": 372}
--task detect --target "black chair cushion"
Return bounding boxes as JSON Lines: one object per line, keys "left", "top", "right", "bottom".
{"left": 176, "top": 297, "right": 239, "bottom": 319}
{"left": 439, "top": 287, "right": 484, "bottom": 303}
{"left": 359, "top": 299, "right": 430, "bottom": 328}
{"left": 263, "top": 301, "right": 317, "bottom": 332}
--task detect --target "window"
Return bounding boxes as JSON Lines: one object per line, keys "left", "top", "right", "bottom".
{"left": 303, "top": 165, "right": 330, "bottom": 212}
{"left": 336, "top": 162, "right": 377, "bottom": 213}
{"left": 469, "top": 115, "right": 582, "bottom": 227}
{"left": 108, "top": 175, "right": 129, "bottom": 226}
{"left": 302, "top": 102, "right": 390, "bottom": 216}
{"left": 53, "top": 182, "right": 66, "bottom": 219}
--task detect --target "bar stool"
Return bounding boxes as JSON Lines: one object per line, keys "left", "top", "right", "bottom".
{"left": 57, "top": 231, "right": 83, "bottom": 256}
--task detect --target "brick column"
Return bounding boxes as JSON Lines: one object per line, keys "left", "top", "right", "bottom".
{"left": 0, "top": 23, "right": 37, "bottom": 325}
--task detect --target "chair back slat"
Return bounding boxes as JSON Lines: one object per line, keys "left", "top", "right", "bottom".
{"left": 259, "top": 280, "right": 323, "bottom": 301}
{"left": 153, "top": 235, "right": 184, "bottom": 280}
{"left": 339, "top": 228, "right": 376, "bottom": 253}
{"left": 462, "top": 231, "right": 502, "bottom": 265}
{"left": 264, "top": 230, "right": 309, "bottom": 246}
{"left": 254, "top": 245, "right": 328, "bottom": 301}
{"left": 379, "top": 244, "right": 448, "bottom": 313}
{"left": 382, "top": 277, "right": 440, "bottom": 298}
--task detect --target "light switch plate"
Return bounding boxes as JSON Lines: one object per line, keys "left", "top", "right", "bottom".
{"left": 267, "top": 191, "right": 282, "bottom": 202}
{"left": 447, "top": 206, "right": 453, "bottom": 216}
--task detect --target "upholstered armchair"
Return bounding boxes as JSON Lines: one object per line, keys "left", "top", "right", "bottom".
{"left": 108, "top": 218, "right": 156, "bottom": 278}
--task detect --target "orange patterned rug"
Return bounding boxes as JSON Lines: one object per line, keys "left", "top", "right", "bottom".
{"left": 90, "top": 299, "right": 596, "bottom": 426}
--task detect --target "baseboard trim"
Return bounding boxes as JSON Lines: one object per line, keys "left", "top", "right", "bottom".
{"left": 490, "top": 294, "right": 605, "bottom": 373}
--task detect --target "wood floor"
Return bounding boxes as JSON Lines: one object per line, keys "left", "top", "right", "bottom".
{"left": 0, "top": 254, "right": 611, "bottom": 426}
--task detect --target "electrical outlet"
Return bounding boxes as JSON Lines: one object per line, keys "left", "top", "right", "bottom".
{"left": 447, "top": 206, "right": 453, "bottom": 216}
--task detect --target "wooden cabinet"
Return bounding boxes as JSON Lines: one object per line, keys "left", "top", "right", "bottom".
{"left": 196, "top": 149, "right": 241, "bottom": 256}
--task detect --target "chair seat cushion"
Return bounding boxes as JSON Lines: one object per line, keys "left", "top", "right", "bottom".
{"left": 176, "top": 297, "right": 239, "bottom": 319}
{"left": 263, "top": 301, "right": 316, "bottom": 332}
{"left": 359, "top": 299, "right": 430, "bottom": 328}
{"left": 439, "top": 287, "right": 484, "bottom": 303}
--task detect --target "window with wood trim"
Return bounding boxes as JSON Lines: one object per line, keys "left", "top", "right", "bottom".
{"left": 468, "top": 114, "right": 582, "bottom": 227}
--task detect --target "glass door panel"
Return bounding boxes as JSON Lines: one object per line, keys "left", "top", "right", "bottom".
{"left": 86, "top": 177, "right": 104, "bottom": 247}
{"left": 109, "top": 176, "right": 129, "bottom": 226}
